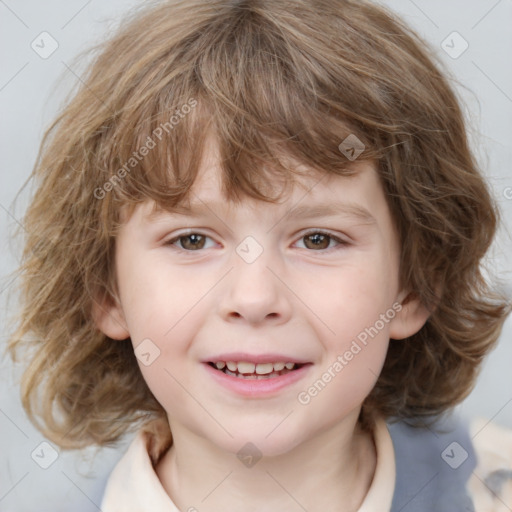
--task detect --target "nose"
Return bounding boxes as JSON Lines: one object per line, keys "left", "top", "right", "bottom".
{"left": 217, "top": 247, "right": 293, "bottom": 326}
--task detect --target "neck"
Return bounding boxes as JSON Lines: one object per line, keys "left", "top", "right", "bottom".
{"left": 156, "top": 411, "right": 377, "bottom": 512}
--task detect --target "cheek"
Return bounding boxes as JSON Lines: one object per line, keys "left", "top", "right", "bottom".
{"left": 118, "top": 254, "right": 204, "bottom": 342}
{"left": 298, "top": 256, "right": 398, "bottom": 344}
{"left": 297, "top": 340, "right": 388, "bottom": 431}
{"left": 338, "top": 267, "right": 396, "bottom": 374}
{"left": 292, "top": 257, "right": 396, "bottom": 408}
{"left": 117, "top": 257, "right": 215, "bottom": 409}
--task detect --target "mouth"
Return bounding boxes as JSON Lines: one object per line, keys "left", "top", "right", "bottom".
{"left": 206, "top": 361, "right": 308, "bottom": 380}
{"left": 203, "top": 360, "right": 313, "bottom": 397}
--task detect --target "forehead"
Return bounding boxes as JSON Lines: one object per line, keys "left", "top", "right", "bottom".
{"left": 116, "top": 126, "right": 388, "bottom": 226}
{"left": 143, "top": 154, "right": 384, "bottom": 227}
{"left": 185, "top": 129, "right": 375, "bottom": 201}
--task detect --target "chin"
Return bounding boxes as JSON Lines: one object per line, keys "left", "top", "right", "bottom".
{"left": 218, "top": 425, "right": 304, "bottom": 459}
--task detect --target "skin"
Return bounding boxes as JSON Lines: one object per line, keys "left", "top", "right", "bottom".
{"left": 95, "top": 138, "right": 430, "bottom": 511}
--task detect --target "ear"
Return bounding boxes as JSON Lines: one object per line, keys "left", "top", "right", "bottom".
{"left": 92, "top": 291, "right": 130, "bottom": 340}
{"left": 388, "top": 290, "right": 431, "bottom": 340}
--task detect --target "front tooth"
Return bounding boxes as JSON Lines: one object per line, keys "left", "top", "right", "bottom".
{"left": 215, "top": 361, "right": 226, "bottom": 370}
{"left": 255, "top": 363, "right": 274, "bottom": 374}
{"left": 273, "top": 362, "right": 285, "bottom": 371}
{"left": 285, "top": 362, "right": 295, "bottom": 370}
{"left": 226, "top": 361, "right": 237, "bottom": 371}
{"left": 237, "top": 361, "right": 256, "bottom": 374}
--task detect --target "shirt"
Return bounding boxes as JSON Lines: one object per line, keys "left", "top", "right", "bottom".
{"left": 388, "top": 416, "right": 476, "bottom": 511}
{"left": 100, "top": 415, "right": 476, "bottom": 511}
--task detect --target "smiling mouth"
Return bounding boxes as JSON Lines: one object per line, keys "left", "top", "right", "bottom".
{"left": 207, "top": 362, "right": 307, "bottom": 379}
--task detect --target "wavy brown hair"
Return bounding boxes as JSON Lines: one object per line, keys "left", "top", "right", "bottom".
{"left": 7, "top": 0, "right": 510, "bottom": 448}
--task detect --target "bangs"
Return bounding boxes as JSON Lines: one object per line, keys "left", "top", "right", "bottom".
{"left": 92, "top": 1, "right": 386, "bottom": 224}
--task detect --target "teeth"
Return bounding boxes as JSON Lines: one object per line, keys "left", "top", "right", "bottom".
{"left": 224, "top": 368, "right": 289, "bottom": 379}
{"left": 255, "top": 363, "right": 274, "bottom": 374}
{"left": 214, "top": 361, "right": 297, "bottom": 374}
{"left": 237, "top": 361, "right": 256, "bottom": 374}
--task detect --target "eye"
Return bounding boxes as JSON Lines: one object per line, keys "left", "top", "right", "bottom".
{"left": 163, "top": 230, "right": 347, "bottom": 252}
{"left": 295, "top": 231, "right": 347, "bottom": 251}
{"left": 164, "top": 232, "right": 217, "bottom": 251}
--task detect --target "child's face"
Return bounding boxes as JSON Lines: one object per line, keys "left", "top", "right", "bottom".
{"left": 97, "top": 143, "right": 428, "bottom": 455}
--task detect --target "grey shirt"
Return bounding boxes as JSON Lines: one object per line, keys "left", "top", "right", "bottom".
{"left": 388, "top": 415, "right": 476, "bottom": 511}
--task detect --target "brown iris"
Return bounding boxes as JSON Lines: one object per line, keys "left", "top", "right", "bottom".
{"left": 178, "top": 234, "right": 206, "bottom": 250}
{"left": 302, "top": 233, "right": 331, "bottom": 250}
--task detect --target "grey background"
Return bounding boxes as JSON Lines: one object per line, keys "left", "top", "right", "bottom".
{"left": 1, "top": 0, "right": 511, "bottom": 510}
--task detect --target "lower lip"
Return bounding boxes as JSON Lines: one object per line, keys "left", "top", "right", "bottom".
{"left": 202, "top": 363, "right": 312, "bottom": 397}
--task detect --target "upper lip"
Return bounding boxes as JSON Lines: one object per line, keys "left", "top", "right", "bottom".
{"left": 202, "top": 352, "right": 312, "bottom": 365}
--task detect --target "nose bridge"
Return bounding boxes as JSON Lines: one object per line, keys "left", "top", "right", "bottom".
{"left": 218, "top": 234, "right": 292, "bottom": 324}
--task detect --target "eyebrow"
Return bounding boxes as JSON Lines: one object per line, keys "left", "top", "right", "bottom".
{"left": 285, "top": 203, "right": 376, "bottom": 224}
{"left": 149, "top": 201, "right": 376, "bottom": 225}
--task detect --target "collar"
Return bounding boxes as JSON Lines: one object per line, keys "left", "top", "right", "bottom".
{"left": 101, "top": 416, "right": 396, "bottom": 511}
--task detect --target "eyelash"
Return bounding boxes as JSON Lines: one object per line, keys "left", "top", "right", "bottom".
{"left": 164, "top": 230, "right": 348, "bottom": 253}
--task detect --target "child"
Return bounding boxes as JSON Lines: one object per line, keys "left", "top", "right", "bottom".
{"left": 7, "top": 0, "right": 510, "bottom": 510}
